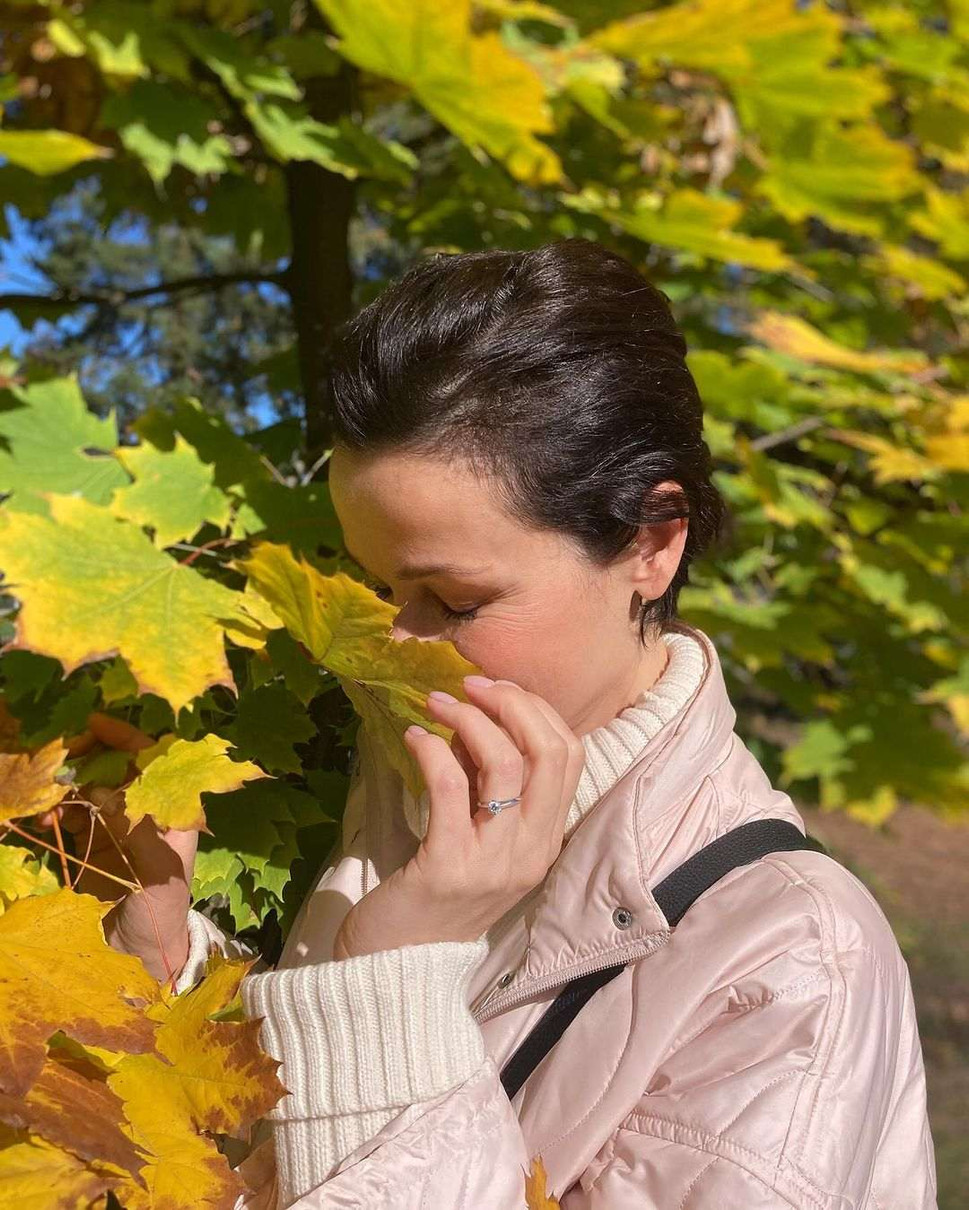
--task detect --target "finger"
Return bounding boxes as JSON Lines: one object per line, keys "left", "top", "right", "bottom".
{"left": 514, "top": 693, "right": 586, "bottom": 835}
{"left": 404, "top": 726, "right": 474, "bottom": 851}
{"left": 86, "top": 712, "right": 154, "bottom": 752}
{"left": 64, "top": 730, "right": 97, "bottom": 758}
{"left": 34, "top": 805, "right": 65, "bottom": 830}
{"left": 461, "top": 679, "right": 576, "bottom": 840}
{"left": 448, "top": 732, "right": 480, "bottom": 814}
{"left": 424, "top": 693, "right": 524, "bottom": 834}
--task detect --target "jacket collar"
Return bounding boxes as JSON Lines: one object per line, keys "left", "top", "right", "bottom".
{"left": 467, "top": 621, "right": 739, "bottom": 1019}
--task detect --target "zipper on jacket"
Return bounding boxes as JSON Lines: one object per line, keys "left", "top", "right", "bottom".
{"left": 472, "top": 933, "right": 668, "bottom": 1025}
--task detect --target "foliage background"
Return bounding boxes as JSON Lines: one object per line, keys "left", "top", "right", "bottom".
{"left": 0, "top": 0, "right": 966, "bottom": 1205}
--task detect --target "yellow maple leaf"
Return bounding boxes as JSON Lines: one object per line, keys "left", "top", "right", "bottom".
{"left": 234, "top": 542, "right": 482, "bottom": 800}
{"left": 0, "top": 890, "right": 158, "bottom": 1097}
{"left": 0, "top": 495, "right": 252, "bottom": 714}
{"left": 0, "top": 129, "right": 111, "bottom": 175}
{"left": 126, "top": 734, "right": 271, "bottom": 832}
{"left": 824, "top": 429, "right": 938, "bottom": 485}
{"left": 0, "top": 1121, "right": 121, "bottom": 1209}
{"left": 109, "top": 954, "right": 285, "bottom": 1210}
{"left": 222, "top": 580, "right": 284, "bottom": 650}
{"left": 0, "top": 845, "right": 59, "bottom": 914}
{"left": 0, "top": 1053, "right": 146, "bottom": 1186}
{"left": 747, "top": 311, "right": 928, "bottom": 375}
{"left": 0, "top": 739, "right": 70, "bottom": 823}
{"left": 525, "top": 1153, "right": 561, "bottom": 1209}
{"left": 315, "top": 0, "right": 560, "bottom": 184}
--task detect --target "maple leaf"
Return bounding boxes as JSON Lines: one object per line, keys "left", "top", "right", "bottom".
{"left": 746, "top": 311, "right": 928, "bottom": 375}
{"left": 133, "top": 397, "right": 343, "bottom": 555}
{"left": 0, "top": 700, "right": 25, "bottom": 754}
{"left": 234, "top": 541, "right": 482, "bottom": 799}
{"left": 0, "top": 845, "right": 59, "bottom": 913}
{"left": 0, "top": 376, "right": 127, "bottom": 515}
{"left": 0, "top": 738, "right": 70, "bottom": 823}
{"left": 0, "top": 1053, "right": 145, "bottom": 1183}
{"left": 222, "top": 581, "right": 284, "bottom": 651}
{"left": 110, "top": 433, "right": 233, "bottom": 549}
{"left": 228, "top": 682, "right": 317, "bottom": 773}
{"left": 0, "top": 890, "right": 158, "bottom": 1097}
{"left": 0, "top": 1122, "right": 121, "bottom": 1210}
{"left": 109, "top": 954, "right": 286, "bottom": 1210}
{"left": 315, "top": 0, "right": 561, "bottom": 184}
{"left": 194, "top": 780, "right": 336, "bottom": 930}
{"left": 0, "top": 495, "right": 252, "bottom": 714}
{"left": 525, "top": 1154, "right": 561, "bottom": 1209}
{"left": 125, "top": 733, "right": 271, "bottom": 832}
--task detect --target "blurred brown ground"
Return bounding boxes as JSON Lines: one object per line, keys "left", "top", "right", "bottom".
{"left": 802, "top": 805, "right": 969, "bottom": 1210}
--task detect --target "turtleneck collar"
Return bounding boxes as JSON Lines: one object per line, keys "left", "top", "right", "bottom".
{"left": 565, "top": 629, "right": 706, "bottom": 839}
{"left": 401, "top": 629, "right": 707, "bottom": 842}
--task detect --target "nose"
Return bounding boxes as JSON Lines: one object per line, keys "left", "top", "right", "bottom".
{"left": 390, "top": 620, "right": 413, "bottom": 643}
{"left": 390, "top": 607, "right": 438, "bottom": 645}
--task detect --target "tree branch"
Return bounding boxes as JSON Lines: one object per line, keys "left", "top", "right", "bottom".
{"left": 0, "top": 268, "right": 289, "bottom": 313}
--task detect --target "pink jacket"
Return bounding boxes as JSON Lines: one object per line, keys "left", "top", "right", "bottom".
{"left": 226, "top": 623, "right": 936, "bottom": 1208}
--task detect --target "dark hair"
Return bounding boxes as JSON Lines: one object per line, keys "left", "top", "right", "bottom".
{"left": 323, "top": 238, "right": 730, "bottom": 643}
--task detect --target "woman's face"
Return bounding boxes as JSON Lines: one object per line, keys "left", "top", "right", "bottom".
{"left": 328, "top": 445, "right": 687, "bottom": 736}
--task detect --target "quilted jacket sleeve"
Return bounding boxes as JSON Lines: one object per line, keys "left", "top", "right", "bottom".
{"left": 238, "top": 930, "right": 496, "bottom": 1206}
{"left": 223, "top": 725, "right": 534, "bottom": 1210}
{"left": 235, "top": 1055, "right": 533, "bottom": 1210}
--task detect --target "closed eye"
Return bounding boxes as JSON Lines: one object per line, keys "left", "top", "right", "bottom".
{"left": 362, "top": 576, "right": 478, "bottom": 623}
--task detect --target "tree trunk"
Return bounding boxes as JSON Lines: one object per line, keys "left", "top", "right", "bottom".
{"left": 284, "top": 58, "right": 357, "bottom": 465}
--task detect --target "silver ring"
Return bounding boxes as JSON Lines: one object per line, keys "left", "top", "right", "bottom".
{"left": 478, "top": 796, "right": 522, "bottom": 816}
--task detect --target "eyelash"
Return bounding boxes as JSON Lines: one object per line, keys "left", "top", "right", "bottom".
{"left": 367, "top": 581, "right": 479, "bottom": 623}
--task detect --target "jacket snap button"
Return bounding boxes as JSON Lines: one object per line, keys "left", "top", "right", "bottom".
{"left": 498, "top": 972, "right": 514, "bottom": 988}
{"left": 613, "top": 906, "right": 634, "bottom": 930}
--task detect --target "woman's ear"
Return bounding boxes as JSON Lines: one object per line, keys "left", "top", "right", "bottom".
{"left": 630, "top": 486, "right": 689, "bottom": 603}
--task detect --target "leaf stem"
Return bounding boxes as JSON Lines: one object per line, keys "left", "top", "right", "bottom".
{"left": 49, "top": 813, "right": 72, "bottom": 886}
{"left": 177, "top": 536, "right": 242, "bottom": 567}
{"left": 0, "top": 822, "right": 140, "bottom": 891}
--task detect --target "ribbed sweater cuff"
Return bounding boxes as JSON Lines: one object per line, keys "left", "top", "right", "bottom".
{"left": 173, "top": 908, "right": 249, "bottom": 994}
{"left": 239, "top": 938, "right": 490, "bottom": 1120}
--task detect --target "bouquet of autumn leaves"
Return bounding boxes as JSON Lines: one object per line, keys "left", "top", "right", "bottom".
{"left": 0, "top": 374, "right": 501, "bottom": 1209}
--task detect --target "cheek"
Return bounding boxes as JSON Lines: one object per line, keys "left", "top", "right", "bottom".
{"left": 452, "top": 603, "right": 578, "bottom": 688}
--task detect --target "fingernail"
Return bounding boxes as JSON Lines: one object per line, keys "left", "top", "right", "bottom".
{"left": 464, "top": 675, "right": 495, "bottom": 688}
{"left": 427, "top": 690, "right": 458, "bottom": 703}
{"left": 406, "top": 724, "right": 428, "bottom": 737}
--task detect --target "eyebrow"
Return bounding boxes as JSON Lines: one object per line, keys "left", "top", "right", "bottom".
{"left": 345, "top": 547, "right": 485, "bottom": 581}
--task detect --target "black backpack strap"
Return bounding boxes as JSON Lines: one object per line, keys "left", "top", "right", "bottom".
{"left": 499, "top": 819, "right": 827, "bottom": 1101}
{"left": 498, "top": 961, "right": 627, "bottom": 1103}
{"left": 652, "top": 818, "right": 827, "bottom": 927}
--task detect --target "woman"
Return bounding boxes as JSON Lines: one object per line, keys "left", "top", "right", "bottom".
{"left": 103, "top": 240, "right": 936, "bottom": 1207}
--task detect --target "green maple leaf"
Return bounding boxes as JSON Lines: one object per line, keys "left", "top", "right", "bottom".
{"left": 111, "top": 433, "right": 233, "bottom": 548}
{"left": 228, "top": 683, "right": 317, "bottom": 774}
{"left": 0, "top": 377, "right": 127, "bottom": 514}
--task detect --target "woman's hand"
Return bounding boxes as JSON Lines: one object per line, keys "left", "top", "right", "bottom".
{"left": 36, "top": 712, "right": 198, "bottom": 984}
{"left": 332, "top": 676, "right": 586, "bottom": 960}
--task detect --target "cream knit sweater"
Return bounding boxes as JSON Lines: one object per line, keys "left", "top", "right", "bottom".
{"left": 180, "top": 630, "right": 706, "bottom": 1205}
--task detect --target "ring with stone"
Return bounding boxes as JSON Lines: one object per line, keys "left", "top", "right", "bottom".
{"left": 478, "top": 796, "right": 522, "bottom": 817}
